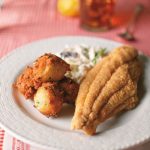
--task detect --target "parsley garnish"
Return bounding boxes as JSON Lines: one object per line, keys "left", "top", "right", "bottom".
{"left": 92, "top": 48, "right": 106, "bottom": 64}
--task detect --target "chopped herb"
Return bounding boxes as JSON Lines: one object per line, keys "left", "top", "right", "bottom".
{"left": 36, "top": 101, "right": 40, "bottom": 105}
{"left": 98, "top": 48, "right": 106, "bottom": 56}
{"left": 92, "top": 48, "right": 106, "bottom": 64}
{"left": 92, "top": 57, "right": 97, "bottom": 65}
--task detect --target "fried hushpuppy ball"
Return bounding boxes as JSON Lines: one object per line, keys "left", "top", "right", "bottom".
{"left": 33, "top": 53, "right": 70, "bottom": 82}
{"left": 34, "top": 82, "right": 63, "bottom": 116}
{"left": 59, "top": 77, "right": 79, "bottom": 104}
{"left": 15, "top": 66, "right": 41, "bottom": 99}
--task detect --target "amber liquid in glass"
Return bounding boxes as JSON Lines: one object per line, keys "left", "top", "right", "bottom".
{"left": 80, "top": 0, "right": 115, "bottom": 31}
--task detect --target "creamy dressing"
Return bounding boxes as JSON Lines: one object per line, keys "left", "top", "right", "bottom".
{"left": 58, "top": 45, "right": 106, "bottom": 83}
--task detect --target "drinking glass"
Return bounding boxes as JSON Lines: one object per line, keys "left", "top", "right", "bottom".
{"left": 80, "top": 0, "right": 115, "bottom": 31}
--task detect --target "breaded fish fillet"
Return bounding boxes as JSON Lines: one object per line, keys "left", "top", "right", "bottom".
{"left": 71, "top": 46, "right": 141, "bottom": 135}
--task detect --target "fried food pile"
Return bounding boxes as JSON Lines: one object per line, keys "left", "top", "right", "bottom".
{"left": 71, "top": 46, "right": 142, "bottom": 135}
{"left": 15, "top": 53, "right": 79, "bottom": 116}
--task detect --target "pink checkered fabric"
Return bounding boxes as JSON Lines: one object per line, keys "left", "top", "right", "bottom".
{"left": 0, "top": 129, "right": 4, "bottom": 149}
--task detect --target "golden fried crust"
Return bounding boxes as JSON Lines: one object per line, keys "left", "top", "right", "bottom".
{"left": 99, "top": 95, "right": 138, "bottom": 122}
{"left": 71, "top": 56, "right": 111, "bottom": 129}
{"left": 33, "top": 53, "right": 70, "bottom": 82}
{"left": 59, "top": 77, "right": 79, "bottom": 104}
{"left": 15, "top": 53, "right": 70, "bottom": 99}
{"left": 34, "top": 82, "right": 63, "bottom": 116}
{"left": 71, "top": 46, "right": 141, "bottom": 135}
{"left": 15, "top": 66, "right": 41, "bottom": 99}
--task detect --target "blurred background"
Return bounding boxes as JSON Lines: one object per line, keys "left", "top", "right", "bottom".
{"left": 0, "top": 0, "right": 149, "bottom": 58}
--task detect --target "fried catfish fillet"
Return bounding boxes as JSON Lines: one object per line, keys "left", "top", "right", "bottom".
{"left": 71, "top": 46, "right": 142, "bottom": 135}
{"left": 33, "top": 53, "right": 70, "bottom": 82}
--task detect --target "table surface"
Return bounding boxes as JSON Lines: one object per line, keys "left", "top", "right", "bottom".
{"left": 0, "top": 0, "right": 150, "bottom": 150}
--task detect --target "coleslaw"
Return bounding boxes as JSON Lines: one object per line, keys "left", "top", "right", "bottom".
{"left": 58, "top": 45, "right": 106, "bottom": 83}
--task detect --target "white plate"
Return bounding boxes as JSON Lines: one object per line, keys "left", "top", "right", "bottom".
{"left": 0, "top": 36, "right": 150, "bottom": 150}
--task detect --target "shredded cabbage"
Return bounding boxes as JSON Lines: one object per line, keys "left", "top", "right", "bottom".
{"left": 58, "top": 45, "right": 106, "bottom": 83}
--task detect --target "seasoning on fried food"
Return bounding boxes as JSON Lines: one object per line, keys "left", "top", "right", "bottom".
{"left": 15, "top": 66, "right": 41, "bottom": 99}
{"left": 59, "top": 77, "right": 79, "bottom": 104}
{"left": 34, "top": 82, "right": 63, "bottom": 116}
{"left": 33, "top": 53, "right": 70, "bottom": 82}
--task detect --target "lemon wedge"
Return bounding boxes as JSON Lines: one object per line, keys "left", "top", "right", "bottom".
{"left": 57, "top": 0, "right": 79, "bottom": 17}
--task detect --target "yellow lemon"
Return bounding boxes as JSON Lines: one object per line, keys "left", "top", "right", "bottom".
{"left": 57, "top": 0, "right": 79, "bottom": 17}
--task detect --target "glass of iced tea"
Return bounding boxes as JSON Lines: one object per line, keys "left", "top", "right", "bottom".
{"left": 80, "top": 0, "right": 115, "bottom": 31}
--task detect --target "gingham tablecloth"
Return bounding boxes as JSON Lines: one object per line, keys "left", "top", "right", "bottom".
{"left": 0, "top": 0, "right": 150, "bottom": 149}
